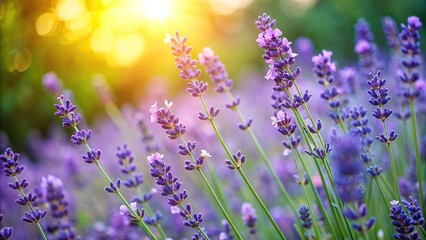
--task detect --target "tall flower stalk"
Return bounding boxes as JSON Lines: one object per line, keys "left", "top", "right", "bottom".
{"left": 147, "top": 152, "right": 209, "bottom": 239}
{"left": 116, "top": 144, "right": 167, "bottom": 239}
{"left": 0, "top": 148, "right": 47, "bottom": 240}
{"left": 54, "top": 95, "right": 158, "bottom": 240}
{"left": 150, "top": 100, "right": 243, "bottom": 239}
{"left": 398, "top": 16, "right": 424, "bottom": 218}
{"left": 255, "top": 13, "right": 354, "bottom": 238}
{"left": 167, "top": 32, "right": 286, "bottom": 239}
{"left": 198, "top": 47, "right": 298, "bottom": 216}
{"left": 367, "top": 70, "right": 400, "bottom": 200}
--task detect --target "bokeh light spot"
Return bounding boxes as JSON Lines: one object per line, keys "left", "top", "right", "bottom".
{"left": 107, "top": 34, "right": 144, "bottom": 67}
{"left": 210, "top": 0, "right": 253, "bottom": 15}
{"left": 138, "top": 0, "right": 173, "bottom": 21}
{"left": 36, "top": 12, "right": 58, "bottom": 36}
{"left": 90, "top": 27, "right": 116, "bottom": 54}
{"left": 56, "top": 0, "right": 84, "bottom": 21}
{"left": 6, "top": 49, "right": 32, "bottom": 73}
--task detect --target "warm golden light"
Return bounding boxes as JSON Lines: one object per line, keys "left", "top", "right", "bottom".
{"left": 36, "top": 12, "right": 58, "bottom": 36}
{"left": 137, "top": 0, "right": 173, "bottom": 21}
{"left": 55, "top": 0, "right": 84, "bottom": 21}
{"left": 107, "top": 33, "right": 145, "bottom": 67}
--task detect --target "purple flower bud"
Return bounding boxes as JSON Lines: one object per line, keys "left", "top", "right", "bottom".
{"left": 70, "top": 130, "right": 92, "bottom": 145}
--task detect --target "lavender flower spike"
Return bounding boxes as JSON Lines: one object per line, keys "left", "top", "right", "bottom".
{"left": 312, "top": 49, "right": 347, "bottom": 130}
{"left": 198, "top": 47, "right": 233, "bottom": 93}
{"left": 399, "top": 15, "right": 425, "bottom": 221}
{"left": 389, "top": 200, "right": 420, "bottom": 240}
{"left": 147, "top": 152, "right": 209, "bottom": 239}
{"left": 54, "top": 96, "right": 157, "bottom": 239}
{"left": 0, "top": 148, "right": 47, "bottom": 240}
{"left": 40, "top": 175, "right": 79, "bottom": 239}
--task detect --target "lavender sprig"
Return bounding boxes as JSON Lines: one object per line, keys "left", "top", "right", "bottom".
{"left": 150, "top": 100, "right": 243, "bottom": 239}
{"left": 367, "top": 70, "right": 400, "bottom": 200}
{"left": 389, "top": 200, "right": 420, "bottom": 240}
{"left": 40, "top": 175, "right": 79, "bottom": 239}
{"left": 116, "top": 144, "right": 167, "bottom": 239}
{"left": 354, "top": 18, "right": 379, "bottom": 74}
{"left": 298, "top": 206, "right": 313, "bottom": 239}
{"left": 0, "top": 148, "right": 47, "bottom": 240}
{"left": 54, "top": 95, "right": 158, "bottom": 240}
{"left": 343, "top": 203, "right": 375, "bottom": 236}
{"left": 399, "top": 16, "right": 425, "bottom": 219}
{"left": 348, "top": 106, "right": 389, "bottom": 206}
{"left": 312, "top": 50, "right": 348, "bottom": 132}
{"left": 256, "top": 13, "right": 351, "bottom": 238}
{"left": 147, "top": 153, "right": 209, "bottom": 239}
{"left": 167, "top": 31, "right": 286, "bottom": 239}
{"left": 198, "top": 47, "right": 298, "bottom": 217}
{"left": 382, "top": 16, "right": 401, "bottom": 51}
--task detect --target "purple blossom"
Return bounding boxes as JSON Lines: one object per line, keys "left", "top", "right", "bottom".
{"left": 354, "top": 19, "right": 378, "bottom": 74}
{"left": 241, "top": 202, "right": 257, "bottom": 234}
{"left": 0, "top": 213, "right": 13, "bottom": 240}
{"left": 1, "top": 148, "right": 47, "bottom": 227}
{"left": 382, "top": 16, "right": 400, "bottom": 50}
{"left": 298, "top": 206, "right": 312, "bottom": 229}
{"left": 40, "top": 175, "right": 79, "bottom": 238}
{"left": 116, "top": 144, "right": 144, "bottom": 188}
{"left": 344, "top": 203, "right": 375, "bottom": 233}
{"left": 399, "top": 16, "right": 422, "bottom": 100}
{"left": 198, "top": 48, "right": 233, "bottom": 93}
{"left": 42, "top": 72, "right": 62, "bottom": 95}
{"left": 148, "top": 152, "right": 205, "bottom": 230}
{"left": 150, "top": 100, "right": 186, "bottom": 139}
{"left": 389, "top": 200, "right": 420, "bottom": 239}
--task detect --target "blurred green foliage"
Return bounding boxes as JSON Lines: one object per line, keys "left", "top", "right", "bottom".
{"left": 1, "top": 0, "right": 425, "bottom": 152}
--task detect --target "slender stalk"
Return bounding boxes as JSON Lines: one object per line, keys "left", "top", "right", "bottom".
{"left": 178, "top": 136, "right": 244, "bottom": 240}
{"left": 382, "top": 121, "right": 401, "bottom": 201}
{"left": 294, "top": 147, "right": 338, "bottom": 238}
{"left": 409, "top": 99, "right": 425, "bottom": 218}
{"left": 71, "top": 125, "right": 158, "bottom": 240}
{"left": 13, "top": 175, "right": 47, "bottom": 240}
{"left": 291, "top": 104, "right": 355, "bottom": 240}
{"left": 288, "top": 137, "right": 322, "bottom": 239}
{"left": 199, "top": 96, "right": 286, "bottom": 239}
{"left": 136, "top": 188, "right": 168, "bottom": 240}
{"left": 224, "top": 91, "right": 298, "bottom": 216}
{"left": 290, "top": 104, "right": 342, "bottom": 238}
{"left": 374, "top": 179, "right": 389, "bottom": 208}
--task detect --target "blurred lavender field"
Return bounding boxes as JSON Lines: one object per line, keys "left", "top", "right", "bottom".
{"left": 1, "top": 1, "right": 426, "bottom": 240}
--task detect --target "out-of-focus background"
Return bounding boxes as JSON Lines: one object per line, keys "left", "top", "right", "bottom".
{"left": 1, "top": 0, "right": 425, "bottom": 152}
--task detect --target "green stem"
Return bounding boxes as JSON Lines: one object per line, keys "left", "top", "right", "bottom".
{"left": 290, "top": 104, "right": 342, "bottom": 238}
{"left": 116, "top": 190, "right": 157, "bottom": 239}
{"left": 179, "top": 203, "right": 210, "bottom": 239}
{"left": 199, "top": 96, "right": 286, "bottom": 239}
{"left": 409, "top": 99, "right": 425, "bottom": 219}
{"left": 225, "top": 91, "right": 298, "bottom": 216}
{"left": 136, "top": 188, "right": 168, "bottom": 240}
{"left": 382, "top": 121, "right": 401, "bottom": 201}
{"left": 178, "top": 136, "right": 243, "bottom": 240}
{"left": 72, "top": 125, "right": 157, "bottom": 239}
{"left": 374, "top": 179, "right": 389, "bottom": 208}
{"left": 12, "top": 175, "right": 47, "bottom": 240}
{"left": 294, "top": 148, "right": 338, "bottom": 238}
{"left": 289, "top": 137, "right": 322, "bottom": 239}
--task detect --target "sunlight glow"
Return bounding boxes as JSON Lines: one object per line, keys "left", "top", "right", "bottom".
{"left": 137, "top": 0, "right": 173, "bottom": 21}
